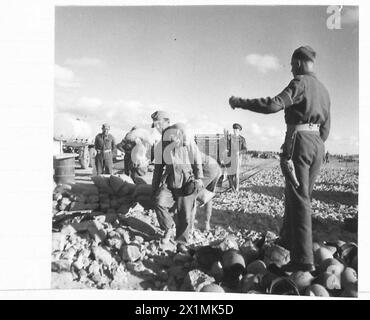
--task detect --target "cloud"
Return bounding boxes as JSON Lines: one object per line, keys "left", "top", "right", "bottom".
{"left": 341, "top": 7, "right": 359, "bottom": 25}
{"left": 245, "top": 54, "right": 281, "bottom": 73}
{"left": 54, "top": 64, "right": 80, "bottom": 88}
{"left": 64, "top": 57, "right": 105, "bottom": 68}
{"left": 249, "top": 122, "right": 262, "bottom": 135}
{"left": 266, "top": 127, "right": 284, "bottom": 138}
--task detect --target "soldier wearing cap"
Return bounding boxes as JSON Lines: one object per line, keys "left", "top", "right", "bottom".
{"left": 94, "top": 123, "right": 116, "bottom": 175}
{"left": 151, "top": 122, "right": 204, "bottom": 251}
{"left": 229, "top": 46, "right": 331, "bottom": 272}
{"left": 229, "top": 123, "right": 247, "bottom": 192}
{"left": 151, "top": 110, "right": 171, "bottom": 134}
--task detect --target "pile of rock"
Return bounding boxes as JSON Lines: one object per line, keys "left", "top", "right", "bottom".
{"left": 51, "top": 172, "right": 358, "bottom": 297}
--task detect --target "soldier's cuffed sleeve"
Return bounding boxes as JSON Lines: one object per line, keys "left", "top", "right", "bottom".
{"left": 235, "top": 77, "right": 304, "bottom": 114}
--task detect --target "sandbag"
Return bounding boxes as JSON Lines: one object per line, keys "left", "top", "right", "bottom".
{"left": 117, "top": 174, "right": 135, "bottom": 184}
{"left": 125, "top": 127, "right": 156, "bottom": 145}
{"left": 117, "top": 183, "right": 137, "bottom": 197}
{"left": 135, "top": 195, "right": 154, "bottom": 209}
{"left": 91, "top": 175, "right": 114, "bottom": 195}
{"left": 109, "top": 175, "right": 126, "bottom": 194}
{"left": 133, "top": 184, "right": 153, "bottom": 199}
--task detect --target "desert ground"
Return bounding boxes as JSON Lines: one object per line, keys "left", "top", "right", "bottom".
{"left": 51, "top": 157, "right": 358, "bottom": 296}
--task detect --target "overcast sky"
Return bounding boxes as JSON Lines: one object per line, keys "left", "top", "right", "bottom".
{"left": 55, "top": 5, "right": 358, "bottom": 154}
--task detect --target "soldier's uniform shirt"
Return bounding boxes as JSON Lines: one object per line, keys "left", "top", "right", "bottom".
{"left": 94, "top": 133, "right": 116, "bottom": 175}
{"left": 236, "top": 72, "right": 330, "bottom": 143}
{"left": 235, "top": 71, "right": 330, "bottom": 265}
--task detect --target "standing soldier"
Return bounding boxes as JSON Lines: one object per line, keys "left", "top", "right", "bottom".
{"left": 219, "top": 124, "right": 247, "bottom": 192}
{"left": 229, "top": 123, "right": 247, "bottom": 192}
{"left": 229, "top": 46, "right": 330, "bottom": 272}
{"left": 94, "top": 123, "right": 116, "bottom": 175}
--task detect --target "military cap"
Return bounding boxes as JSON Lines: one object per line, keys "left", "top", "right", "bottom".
{"left": 292, "top": 46, "right": 316, "bottom": 62}
{"left": 233, "top": 123, "right": 242, "bottom": 130}
{"left": 151, "top": 110, "right": 170, "bottom": 122}
{"left": 102, "top": 123, "right": 110, "bottom": 129}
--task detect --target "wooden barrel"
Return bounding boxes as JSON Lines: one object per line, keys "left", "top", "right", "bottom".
{"left": 53, "top": 154, "right": 77, "bottom": 184}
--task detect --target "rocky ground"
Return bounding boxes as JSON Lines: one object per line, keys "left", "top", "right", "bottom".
{"left": 51, "top": 159, "right": 358, "bottom": 297}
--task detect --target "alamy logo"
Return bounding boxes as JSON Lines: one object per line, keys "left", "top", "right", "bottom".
{"left": 327, "top": 5, "right": 342, "bottom": 30}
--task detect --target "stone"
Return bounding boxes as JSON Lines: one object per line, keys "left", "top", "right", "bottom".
{"left": 134, "top": 235, "right": 145, "bottom": 244}
{"left": 87, "top": 221, "right": 107, "bottom": 243}
{"left": 107, "top": 236, "right": 124, "bottom": 251}
{"left": 158, "top": 241, "right": 177, "bottom": 253}
{"left": 52, "top": 232, "right": 66, "bottom": 252}
{"left": 218, "top": 235, "right": 239, "bottom": 252}
{"left": 240, "top": 240, "right": 260, "bottom": 265}
{"left": 88, "top": 260, "right": 101, "bottom": 276}
{"left": 129, "top": 202, "right": 145, "bottom": 214}
{"left": 51, "top": 260, "right": 71, "bottom": 273}
{"left": 92, "top": 246, "right": 114, "bottom": 267}
{"left": 173, "top": 253, "right": 192, "bottom": 264}
{"left": 121, "top": 244, "right": 142, "bottom": 262}
{"left": 200, "top": 284, "right": 225, "bottom": 293}
{"left": 116, "top": 228, "right": 131, "bottom": 245}
{"left": 181, "top": 269, "right": 215, "bottom": 292}
{"left": 53, "top": 192, "right": 63, "bottom": 201}
{"left": 126, "top": 261, "right": 146, "bottom": 273}
{"left": 263, "top": 245, "right": 290, "bottom": 268}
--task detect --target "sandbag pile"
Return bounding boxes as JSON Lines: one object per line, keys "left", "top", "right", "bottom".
{"left": 91, "top": 174, "right": 154, "bottom": 210}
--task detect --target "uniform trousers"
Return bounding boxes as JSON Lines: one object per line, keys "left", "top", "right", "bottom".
{"left": 280, "top": 131, "right": 324, "bottom": 265}
{"left": 95, "top": 151, "right": 113, "bottom": 175}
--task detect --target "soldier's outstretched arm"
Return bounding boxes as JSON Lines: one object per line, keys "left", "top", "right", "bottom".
{"left": 229, "top": 77, "right": 304, "bottom": 114}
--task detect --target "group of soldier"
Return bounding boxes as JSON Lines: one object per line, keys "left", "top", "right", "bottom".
{"left": 91, "top": 45, "right": 331, "bottom": 273}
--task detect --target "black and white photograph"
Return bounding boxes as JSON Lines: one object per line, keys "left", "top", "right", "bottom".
{"left": 2, "top": 0, "right": 366, "bottom": 302}
{"left": 51, "top": 5, "right": 360, "bottom": 297}
{"left": 51, "top": 5, "right": 359, "bottom": 297}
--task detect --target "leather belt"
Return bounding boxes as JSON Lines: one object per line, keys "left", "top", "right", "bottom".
{"left": 97, "top": 149, "right": 112, "bottom": 153}
{"left": 287, "top": 123, "right": 320, "bottom": 132}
